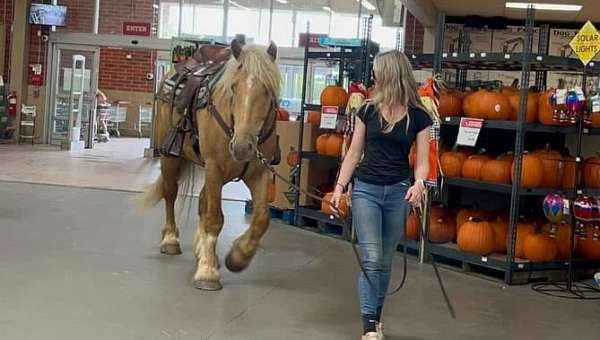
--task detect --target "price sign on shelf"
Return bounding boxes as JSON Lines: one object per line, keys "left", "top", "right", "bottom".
{"left": 456, "top": 118, "right": 483, "bottom": 147}
{"left": 320, "top": 106, "right": 339, "bottom": 129}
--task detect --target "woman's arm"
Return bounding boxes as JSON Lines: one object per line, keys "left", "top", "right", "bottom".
{"left": 405, "top": 126, "right": 430, "bottom": 206}
{"left": 336, "top": 118, "right": 366, "bottom": 188}
{"left": 330, "top": 118, "right": 366, "bottom": 214}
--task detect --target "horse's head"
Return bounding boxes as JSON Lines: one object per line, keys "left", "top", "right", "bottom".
{"left": 217, "top": 39, "right": 280, "bottom": 162}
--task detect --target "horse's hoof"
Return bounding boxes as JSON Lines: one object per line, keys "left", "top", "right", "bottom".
{"left": 193, "top": 279, "right": 223, "bottom": 291}
{"left": 160, "top": 243, "right": 182, "bottom": 255}
{"left": 225, "top": 252, "right": 247, "bottom": 273}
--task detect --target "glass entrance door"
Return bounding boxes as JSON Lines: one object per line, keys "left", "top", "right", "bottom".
{"left": 48, "top": 44, "right": 99, "bottom": 148}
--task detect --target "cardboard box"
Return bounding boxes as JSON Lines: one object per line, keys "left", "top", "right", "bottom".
{"left": 271, "top": 121, "right": 338, "bottom": 210}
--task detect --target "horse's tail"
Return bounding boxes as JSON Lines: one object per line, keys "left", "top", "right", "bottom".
{"left": 138, "top": 175, "right": 165, "bottom": 210}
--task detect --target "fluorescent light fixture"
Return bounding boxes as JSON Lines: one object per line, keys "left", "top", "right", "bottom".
{"left": 356, "top": 0, "right": 377, "bottom": 11}
{"left": 230, "top": 0, "right": 250, "bottom": 10}
{"left": 505, "top": 2, "right": 583, "bottom": 11}
{"left": 322, "top": 6, "right": 333, "bottom": 13}
{"left": 275, "top": 0, "right": 289, "bottom": 4}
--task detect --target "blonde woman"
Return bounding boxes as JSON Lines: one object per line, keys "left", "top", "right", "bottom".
{"left": 331, "top": 50, "right": 435, "bottom": 340}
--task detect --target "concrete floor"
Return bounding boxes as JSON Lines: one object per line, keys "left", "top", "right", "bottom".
{"left": 1, "top": 182, "right": 600, "bottom": 340}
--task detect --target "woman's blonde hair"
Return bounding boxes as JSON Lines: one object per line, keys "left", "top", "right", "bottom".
{"left": 371, "top": 50, "right": 434, "bottom": 133}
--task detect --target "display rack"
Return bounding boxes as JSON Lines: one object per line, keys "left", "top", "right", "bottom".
{"left": 292, "top": 17, "right": 378, "bottom": 237}
{"left": 410, "top": 8, "right": 600, "bottom": 286}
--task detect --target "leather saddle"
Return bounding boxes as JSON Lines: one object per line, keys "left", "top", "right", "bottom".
{"left": 159, "top": 44, "right": 231, "bottom": 158}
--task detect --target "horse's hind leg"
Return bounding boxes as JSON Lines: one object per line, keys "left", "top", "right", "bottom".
{"left": 226, "top": 169, "right": 270, "bottom": 272}
{"left": 160, "top": 157, "right": 185, "bottom": 255}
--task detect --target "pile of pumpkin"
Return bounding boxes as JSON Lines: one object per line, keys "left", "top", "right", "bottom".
{"left": 440, "top": 145, "right": 583, "bottom": 188}
{"left": 406, "top": 206, "right": 600, "bottom": 261}
{"left": 438, "top": 84, "right": 600, "bottom": 126}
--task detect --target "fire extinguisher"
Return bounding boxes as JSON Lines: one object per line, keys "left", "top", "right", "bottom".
{"left": 8, "top": 91, "right": 17, "bottom": 118}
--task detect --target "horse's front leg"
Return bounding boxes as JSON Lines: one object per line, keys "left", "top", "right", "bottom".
{"left": 193, "top": 169, "right": 224, "bottom": 290}
{"left": 226, "top": 169, "right": 270, "bottom": 272}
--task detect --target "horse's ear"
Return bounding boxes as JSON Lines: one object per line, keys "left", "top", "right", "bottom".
{"left": 231, "top": 39, "right": 243, "bottom": 60}
{"left": 267, "top": 41, "right": 277, "bottom": 61}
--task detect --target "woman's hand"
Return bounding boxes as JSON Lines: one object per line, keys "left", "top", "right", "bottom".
{"left": 405, "top": 181, "right": 425, "bottom": 207}
{"left": 329, "top": 184, "right": 345, "bottom": 217}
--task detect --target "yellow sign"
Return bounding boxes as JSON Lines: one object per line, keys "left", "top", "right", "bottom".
{"left": 569, "top": 21, "right": 600, "bottom": 66}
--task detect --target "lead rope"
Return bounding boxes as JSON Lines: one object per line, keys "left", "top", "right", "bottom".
{"left": 255, "top": 150, "right": 456, "bottom": 319}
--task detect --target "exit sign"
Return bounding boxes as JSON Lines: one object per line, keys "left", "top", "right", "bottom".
{"left": 123, "top": 22, "right": 151, "bottom": 36}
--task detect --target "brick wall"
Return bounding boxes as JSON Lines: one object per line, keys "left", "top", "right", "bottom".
{"left": 0, "top": 0, "right": 13, "bottom": 82}
{"left": 98, "top": 48, "right": 154, "bottom": 93}
{"left": 404, "top": 11, "right": 425, "bottom": 54}
{"left": 24, "top": 0, "right": 159, "bottom": 92}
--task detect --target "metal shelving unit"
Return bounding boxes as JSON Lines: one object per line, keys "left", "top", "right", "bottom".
{"left": 412, "top": 9, "right": 600, "bottom": 285}
{"left": 293, "top": 18, "right": 378, "bottom": 231}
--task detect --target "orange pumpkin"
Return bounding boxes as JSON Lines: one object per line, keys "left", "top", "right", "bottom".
{"left": 491, "top": 216, "right": 509, "bottom": 253}
{"left": 456, "top": 208, "right": 490, "bottom": 233}
{"left": 440, "top": 149, "right": 468, "bottom": 178}
{"left": 543, "top": 224, "right": 576, "bottom": 259}
{"left": 324, "top": 133, "right": 344, "bottom": 157}
{"left": 286, "top": 148, "right": 299, "bottom": 167}
{"left": 497, "top": 152, "right": 515, "bottom": 162}
{"left": 276, "top": 107, "right": 290, "bottom": 121}
{"left": 307, "top": 111, "right": 321, "bottom": 126}
{"left": 513, "top": 223, "right": 536, "bottom": 259}
{"left": 576, "top": 226, "right": 600, "bottom": 260}
{"left": 457, "top": 218, "right": 496, "bottom": 255}
{"left": 463, "top": 90, "right": 511, "bottom": 120}
{"left": 429, "top": 216, "right": 456, "bottom": 243}
{"left": 481, "top": 158, "right": 512, "bottom": 184}
{"left": 267, "top": 177, "right": 276, "bottom": 203}
{"left": 524, "top": 233, "right": 558, "bottom": 262}
{"left": 462, "top": 154, "right": 491, "bottom": 180}
{"left": 315, "top": 134, "right": 329, "bottom": 155}
{"left": 367, "top": 85, "right": 376, "bottom": 99}
{"left": 507, "top": 92, "right": 539, "bottom": 123}
{"left": 511, "top": 153, "right": 544, "bottom": 188}
{"left": 438, "top": 90, "right": 463, "bottom": 117}
{"left": 406, "top": 212, "right": 420, "bottom": 241}
{"left": 561, "top": 155, "right": 578, "bottom": 189}
{"left": 321, "top": 192, "right": 349, "bottom": 217}
{"left": 591, "top": 110, "right": 600, "bottom": 128}
{"left": 583, "top": 154, "right": 600, "bottom": 188}
{"left": 532, "top": 144, "right": 562, "bottom": 188}
{"left": 320, "top": 85, "right": 349, "bottom": 108}
{"left": 538, "top": 89, "right": 559, "bottom": 125}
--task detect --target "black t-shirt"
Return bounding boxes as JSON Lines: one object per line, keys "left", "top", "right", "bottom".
{"left": 354, "top": 103, "right": 432, "bottom": 185}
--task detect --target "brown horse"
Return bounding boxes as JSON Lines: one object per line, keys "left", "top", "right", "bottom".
{"left": 143, "top": 40, "right": 280, "bottom": 290}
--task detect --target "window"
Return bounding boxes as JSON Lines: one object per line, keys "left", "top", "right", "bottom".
{"left": 271, "top": 10, "right": 294, "bottom": 47}
{"left": 159, "top": 1, "right": 180, "bottom": 39}
{"left": 371, "top": 15, "right": 401, "bottom": 50}
{"left": 295, "top": 11, "right": 330, "bottom": 37}
{"left": 331, "top": 13, "right": 360, "bottom": 39}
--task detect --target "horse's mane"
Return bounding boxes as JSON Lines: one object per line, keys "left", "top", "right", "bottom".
{"left": 215, "top": 45, "right": 281, "bottom": 101}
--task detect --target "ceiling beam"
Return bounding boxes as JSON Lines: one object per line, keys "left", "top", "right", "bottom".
{"left": 402, "top": 0, "right": 437, "bottom": 27}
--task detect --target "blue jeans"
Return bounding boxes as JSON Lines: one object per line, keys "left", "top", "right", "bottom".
{"left": 352, "top": 179, "right": 410, "bottom": 316}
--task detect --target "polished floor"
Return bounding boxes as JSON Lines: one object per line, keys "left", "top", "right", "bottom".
{"left": 1, "top": 181, "right": 600, "bottom": 340}
{"left": 0, "top": 138, "right": 250, "bottom": 199}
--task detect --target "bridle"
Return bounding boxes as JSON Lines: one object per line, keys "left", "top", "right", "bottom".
{"left": 205, "top": 73, "right": 279, "bottom": 181}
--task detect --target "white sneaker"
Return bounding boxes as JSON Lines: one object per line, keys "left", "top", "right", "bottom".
{"left": 376, "top": 322, "right": 385, "bottom": 339}
{"left": 361, "top": 332, "right": 379, "bottom": 340}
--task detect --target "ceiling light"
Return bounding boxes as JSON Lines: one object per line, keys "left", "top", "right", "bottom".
{"left": 230, "top": 0, "right": 250, "bottom": 10}
{"left": 356, "top": 0, "right": 377, "bottom": 11}
{"left": 505, "top": 2, "right": 583, "bottom": 11}
{"left": 322, "top": 6, "right": 333, "bottom": 13}
{"left": 153, "top": 3, "right": 159, "bottom": 9}
{"left": 275, "top": 0, "right": 289, "bottom": 4}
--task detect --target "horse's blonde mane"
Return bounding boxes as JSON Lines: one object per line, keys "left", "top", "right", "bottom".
{"left": 215, "top": 45, "right": 281, "bottom": 101}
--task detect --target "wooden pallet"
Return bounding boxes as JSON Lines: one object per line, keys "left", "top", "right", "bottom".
{"left": 245, "top": 200, "right": 295, "bottom": 225}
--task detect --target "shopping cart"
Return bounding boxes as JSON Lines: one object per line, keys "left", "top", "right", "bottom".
{"left": 137, "top": 104, "right": 153, "bottom": 138}
{"left": 107, "top": 101, "right": 128, "bottom": 137}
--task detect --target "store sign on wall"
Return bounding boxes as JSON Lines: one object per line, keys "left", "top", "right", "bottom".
{"left": 123, "top": 22, "right": 151, "bottom": 36}
{"left": 569, "top": 21, "right": 600, "bottom": 66}
{"left": 298, "top": 33, "right": 329, "bottom": 48}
